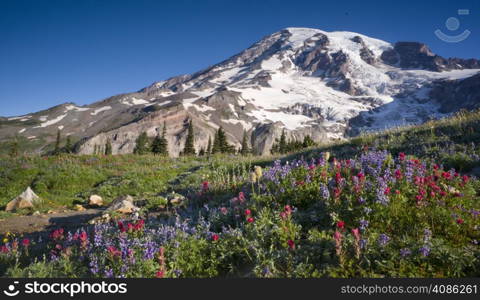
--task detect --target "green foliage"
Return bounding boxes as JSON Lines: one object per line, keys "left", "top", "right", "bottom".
{"left": 134, "top": 132, "right": 149, "bottom": 155}
{"left": 240, "top": 130, "right": 250, "bottom": 155}
{"left": 151, "top": 122, "right": 168, "bottom": 156}
{"left": 105, "top": 139, "right": 113, "bottom": 155}
{"left": 183, "top": 120, "right": 196, "bottom": 156}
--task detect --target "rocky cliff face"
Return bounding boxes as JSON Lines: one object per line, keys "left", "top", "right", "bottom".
{"left": 1, "top": 27, "right": 479, "bottom": 156}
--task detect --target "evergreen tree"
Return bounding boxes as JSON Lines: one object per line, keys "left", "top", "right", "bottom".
{"left": 212, "top": 131, "right": 220, "bottom": 154}
{"left": 217, "top": 127, "right": 228, "bottom": 153}
{"left": 206, "top": 136, "right": 212, "bottom": 155}
{"left": 9, "top": 137, "right": 19, "bottom": 158}
{"left": 302, "top": 135, "right": 315, "bottom": 148}
{"left": 65, "top": 136, "right": 72, "bottom": 154}
{"left": 279, "top": 129, "right": 287, "bottom": 154}
{"left": 93, "top": 144, "right": 98, "bottom": 155}
{"left": 240, "top": 130, "right": 250, "bottom": 155}
{"left": 152, "top": 122, "right": 169, "bottom": 156}
{"left": 54, "top": 130, "right": 61, "bottom": 155}
{"left": 183, "top": 120, "right": 196, "bottom": 156}
{"left": 199, "top": 148, "right": 205, "bottom": 156}
{"left": 105, "top": 139, "right": 113, "bottom": 155}
{"left": 134, "top": 132, "right": 149, "bottom": 155}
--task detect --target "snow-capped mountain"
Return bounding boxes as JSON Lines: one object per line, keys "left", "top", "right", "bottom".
{"left": 1, "top": 27, "right": 479, "bottom": 155}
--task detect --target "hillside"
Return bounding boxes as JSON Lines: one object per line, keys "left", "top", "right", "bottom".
{"left": 0, "top": 110, "right": 479, "bottom": 278}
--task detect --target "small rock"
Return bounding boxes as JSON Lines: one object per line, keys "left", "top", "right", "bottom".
{"left": 33, "top": 211, "right": 41, "bottom": 216}
{"left": 107, "top": 195, "right": 138, "bottom": 214}
{"left": 88, "top": 195, "right": 103, "bottom": 207}
{"left": 167, "top": 193, "right": 186, "bottom": 206}
{"left": 47, "top": 210, "right": 55, "bottom": 214}
{"left": 74, "top": 204, "right": 86, "bottom": 212}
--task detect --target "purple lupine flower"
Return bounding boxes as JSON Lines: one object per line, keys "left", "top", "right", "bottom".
{"left": 363, "top": 207, "right": 373, "bottom": 215}
{"left": 378, "top": 234, "right": 390, "bottom": 246}
{"left": 423, "top": 229, "right": 432, "bottom": 243}
{"left": 320, "top": 184, "right": 330, "bottom": 200}
{"left": 375, "top": 177, "right": 389, "bottom": 205}
{"left": 104, "top": 268, "right": 114, "bottom": 278}
{"left": 419, "top": 246, "right": 430, "bottom": 257}
{"left": 359, "top": 219, "right": 369, "bottom": 231}
{"left": 359, "top": 239, "right": 368, "bottom": 249}
{"left": 400, "top": 248, "right": 412, "bottom": 257}
{"left": 358, "top": 197, "right": 366, "bottom": 205}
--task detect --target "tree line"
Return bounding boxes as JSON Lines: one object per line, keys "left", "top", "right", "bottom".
{"left": 35, "top": 121, "right": 314, "bottom": 157}
{"left": 270, "top": 129, "right": 316, "bottom": 154}
{"left": 133, "top": 120, "right": 252, "bottom": 156}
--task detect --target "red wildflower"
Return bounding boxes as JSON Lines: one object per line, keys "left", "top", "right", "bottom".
{"left": 296, "top": 180, "right": 305, "bottom": 186}
{"left": 384, "top": 187, "right": 391, "bottom": 195}
{"left": 50, "top": 228, "right": 64, "bottom": 240}
{"left": 202, "top": 181, "right": 209, "bottom": 191}
{"left": 334, "top": 187, "right": 341, "bottom": 198}
{"left": 118, "top": 221, "right": 126, "bottom": 233}
{"left": 433, "top": 164, "right": 439, "bottom": 170}
{"left": 395, "top": 169, "right": 402, "bottom": 180}
{"left": 335, "top": 172, "right": 342, "bottom": 183}
{"left": 247, "top": 217, "right": 254, "bottom": 223}
{"left": 21, "top": 238, "right": 30, "bottom": 247}
{"left": 156, "top": 270, "right": 165, "bottom": 278}
{"left": 336, "top": 220, "right": 345, "bottom": 230}
{"left": 462, "top": 175, "right": 469, "bottom": 184}
{"left": 238, "top": 192, "right": 245, "bottom": 202}
{"left": 442, "top": 172, "right": 451, "bottom": 180}
{"left": 395, "top": 190, "right": 400, "bottom": 195}
{"left": 456, "top": 218, "right": 464, "bottom": 224}
{"left": 0, "top": 246, "right": 8, "bottom": 253}
{"left": 357, "top": 172, "right": 365, "bottom": 181}
{"left": 79, "top": 231, "right": 88, "bottom": 242}
{"left": 287, "top": 240, "right": 295, "bottom": 250}
{"left": 107, "top": 246, "right": 121, "bottom": 257}
{"left": 244, "top": 209, "right": 251, "bottom": 216}
{"left": 351, "top": 228, "right": 360, "bottom": 241}
{"left": 134, "top": 219, "right": 145, "bottom": 231}
{"left": 399, "top": 152, "right": 406, "bottom": 161}
{"left": 212, "top": 234, "right": 219, "bottom": 241}
{"left": 279, "top": 212, "right": 287, "bottom": 220}
{"left": 284, "top": 205, "right": 292, "bottom": 215}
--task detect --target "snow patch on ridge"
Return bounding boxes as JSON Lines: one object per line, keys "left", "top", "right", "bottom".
{"left": 36, "top": 114, "right": 67, "bottom": 128}
{"left": 91, "top": 106, "right": 112, "bottom": 116}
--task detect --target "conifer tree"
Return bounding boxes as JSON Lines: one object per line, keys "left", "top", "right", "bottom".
{"left": 54, "top": 130, "right": 61, "bottom": 155}
{"left": 65, "top": 136, "right": 72, "bottom": 154}
{"left": 134, "top": 132, "right": 149, "bottom": 155}
{"left": 240, "top": 130, "right": 250, "bottom": 155}
{"left": 212, "top": 131, "right": 220, "bottom": 154}
{"left": 199, "top": 148, "right": 205, "bottom": 156}
{"left": 9, "top": 137, "right": 19, "bottom": 158}
{"left": 279, "top": 129, "right": 287, "bottom": 154}
{"left": 302, "top": 135, "right": 315, "bottom": 148}
{"left": 183, "top": 120, "right": 196, "bottom": 156}
{"left": 105, "top": 139, "right": 113, "bottom": 155}
{"left": 206, "top": 136, "right": 212, "bottom": 155}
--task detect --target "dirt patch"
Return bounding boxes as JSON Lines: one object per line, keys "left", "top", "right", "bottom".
{"left": 0, "top": 209, "right": 105, "bottom": 235}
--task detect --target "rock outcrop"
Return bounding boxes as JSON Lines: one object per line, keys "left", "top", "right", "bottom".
{"left": 5, "top": 187, "right": 42, "bottom": 212}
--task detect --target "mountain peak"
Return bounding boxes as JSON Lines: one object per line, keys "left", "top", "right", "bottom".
{"left": 1, "top": 28, "right": 479, "bottom": 156}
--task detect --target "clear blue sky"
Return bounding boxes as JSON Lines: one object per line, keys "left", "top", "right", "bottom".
{"left": 1, "top": 0, "right": 479, "bottom": 116}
